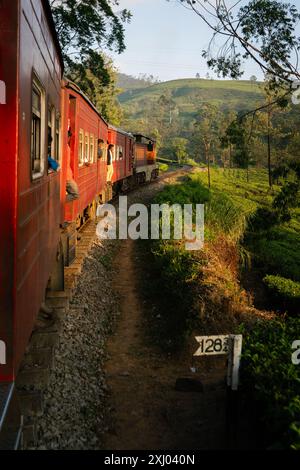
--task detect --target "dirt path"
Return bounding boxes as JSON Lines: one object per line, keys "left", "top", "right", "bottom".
{"left": 103, "top": 236, "right": 229, "bottom": 450}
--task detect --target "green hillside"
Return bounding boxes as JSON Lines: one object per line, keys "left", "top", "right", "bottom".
{"left": 117, "top": 77, "right": 267, "bottom": 162}
{"left": 118, "top": 78, "right": 263, "bottom": 115}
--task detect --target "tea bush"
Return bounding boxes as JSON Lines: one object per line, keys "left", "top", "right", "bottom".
{"left": 240, "top": 318, "right": 300, "bottom": 449}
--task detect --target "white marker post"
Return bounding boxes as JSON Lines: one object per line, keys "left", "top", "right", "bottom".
{"left": 0, "top": 81, "right": 6, "bottom": 104}
{"left": 194, "top": 334, "right": 243, "bottom": 390}
{"left": 194, "top": 334, "right": 243, "bottom": 446}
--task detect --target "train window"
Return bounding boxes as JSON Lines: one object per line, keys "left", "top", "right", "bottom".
{"left": 90, "top": 134, "right": 94, "bottom": 163}
{"left": 31, "top": 78, "right": 45, "bottom": 179}
{"left": 85, "top": 134, "right": 89, "bottom": 163}
{"left": 79, "top": 130, "right": 84, "bottom": 166}
{"left": 119, "top": 146, "right": 124, "bottom": 160}
{"left": 147, "top": 141, "right": 154, "bottom": 152}
{"left": 47, "top": 105, "right": 55, "bottom": 159}
{"left": 55, "top": 115, "right": 60, "bottom": 161}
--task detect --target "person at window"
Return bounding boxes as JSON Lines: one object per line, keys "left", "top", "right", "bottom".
{"left": 97, "top": 139, "right": 105, "bottom": 159}
{"left": 84, "top": 152, "right": 90, "bottom": 166}
{"left": 147, "top": 141, "right": 154, "bottom": 152}
{"left": 48, "top": 132, "right": 60, "bottom": 172}
{"left": 107, "top": 144, "right": 114, "bottom": 184}
{"left": 66, "top": 128, "right": 79, "bottom": 202}
{"left": 119, "top": 150, "right": 123, "bottom": 160}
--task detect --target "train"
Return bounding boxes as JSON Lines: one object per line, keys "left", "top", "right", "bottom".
{"left": 0, "top": 0, "right": 158, "bottom": 449}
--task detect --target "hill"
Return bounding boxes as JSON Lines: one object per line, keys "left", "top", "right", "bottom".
{"left": 117, "top": 73, "right": 160, "bottom": 92}
{"left": 117, "top": 77, "right": 269, "bottom": 162}
{"left": 118, "top": 78, "right": 263, "bottom": 116}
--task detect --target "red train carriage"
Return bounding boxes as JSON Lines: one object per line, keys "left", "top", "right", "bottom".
{"left": 59, "top": 81, "right": 108, "bottom": 265}
{"left": 61, "top": 81, "right": 108, "bottom": 225}
{"left": 108, "top": 125, "right": 135, "bottom": 192}
{"left": 133, "top": 134, "right": 159, "bottom": 183}
{"left": 0, "top": 0, "right": 63, "bottom": 447}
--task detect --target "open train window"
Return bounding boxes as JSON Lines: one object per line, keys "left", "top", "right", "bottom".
{"left": 147, "top": 141, "right": 154, "bottom": 152}
{"left": 79, "top": 129, "right": 84, "bottom": 166}
{"left": 90, "top": 134, "right": 95, "bottom": 163}
{"left": 31, "top": 77, "right": 45, "bottom": 179}
{"left": 47, "top": 105, "right": 55, "bottom": 161}
{"left": 85, "top": 133, "right": 89, "bottom": 163}
{"left": 55, "top": 114, "right": 60, "bottom": 161}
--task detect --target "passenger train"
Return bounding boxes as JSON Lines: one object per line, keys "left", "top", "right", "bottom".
{"left": 0, "top": 0, "right": 158, "bottom": 448}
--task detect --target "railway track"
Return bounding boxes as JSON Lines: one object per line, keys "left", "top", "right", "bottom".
{"left": 14, "top": 166, "right": 193, "bottom": 449}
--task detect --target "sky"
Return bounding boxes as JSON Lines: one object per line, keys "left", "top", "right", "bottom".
{"left": 109, "top": 0, "right": 266, "bottom": 82}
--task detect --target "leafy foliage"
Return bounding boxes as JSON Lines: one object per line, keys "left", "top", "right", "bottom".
{"left": 272, "top": 159, "right": 300, "bottom": 220}
{"left": 240, "top": 318, "right": 300, "bottom": 449}
{"left": 51, "top": 0, "right": 131, "bottom": 95}
{"left": 263, "top": 275, "right": 300, "bottom": 315}
{"left": 264, "top": 274, "right": 300, "bottom": 302}
{"left": 85, "top": 56, "right": 123, "bottom": 124}
{"left": 178, "top": 0, "right": 300, "bottom": 85}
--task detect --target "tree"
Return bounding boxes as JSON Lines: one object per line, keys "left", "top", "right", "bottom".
{"left": 272, "top": 160, "right": 300, "bottom": 220}
{"left": 171, "top": 138, "right": 188, "bottom": 164}
{"left": 50, "top": 1, "right": 131, "bottom": 93}
{"left": 224, "top": 119, "right": 249, "bottom": 173}
{"left": 193, "top": 104, "right": 222, "bottom": 187}
{"left": 87, "top": 55, "right": 123, "bottom": 125}
{"left": 176, "top": 1, "right": 300, "bottom": 87}
{"left": 250, "top": 75, "right": 257, "bottom": 83}
{"left": 196, "top": 73, "right": 201, "bottom": 79}
{"left": 256, "top": 80, "right": 289, "bottom": 186}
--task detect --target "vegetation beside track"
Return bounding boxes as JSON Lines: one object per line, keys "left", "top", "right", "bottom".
{"left": 147, "top": 167, "right": 300, "bottom": 449}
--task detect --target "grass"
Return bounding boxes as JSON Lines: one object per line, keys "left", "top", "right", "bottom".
{"left": 196, "top": 168, "right": 300, "bottom": 283}
{"left": 146, "top": 174, "right": 254, "bottom": 348}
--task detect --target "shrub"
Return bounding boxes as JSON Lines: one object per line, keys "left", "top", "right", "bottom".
{"left": 249, "top": 207, "right": 280, "bottom": 231}
{"left": 264, "top": 275, "right": 300, "bottom": 300}
{"left": 159, "top": 163, "right": 169, "bottom": 172}
{"left": 240, "top": 318, "right": 300, "bottom": 449}
{"left": 263, "top": 275, "right": 300, "bottom": 313}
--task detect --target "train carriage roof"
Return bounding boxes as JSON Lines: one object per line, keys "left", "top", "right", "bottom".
{"left": 108, "top": 125, "right": 134, "bottom": 139}
{"left": 133, "top": 134, "right": 156, "bottom": 144}
{"left": 64, "top": 80, "right": 109, "bottom": 125}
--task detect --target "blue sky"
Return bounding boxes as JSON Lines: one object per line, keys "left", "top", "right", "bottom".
{"left": 110, "top": 0, "right": 265, "bottom": 82}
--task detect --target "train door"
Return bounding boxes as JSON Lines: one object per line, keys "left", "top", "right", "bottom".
{"left": 68, "top": 94, "right": 77, "bottom": 179}
{"left": 97, "top": 120, "right": 106, "bottom": 202}
{"left": 65, "top": 94, "right": 77, "bottom": 263}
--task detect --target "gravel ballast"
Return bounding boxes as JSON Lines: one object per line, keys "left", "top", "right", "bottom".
{"left": 33, "top": 239, "right": 120, "bottom": 450}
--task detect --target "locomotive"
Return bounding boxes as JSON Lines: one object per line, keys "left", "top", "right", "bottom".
{"left": 0, "top": 0, "right": 158, "bottom": 448}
